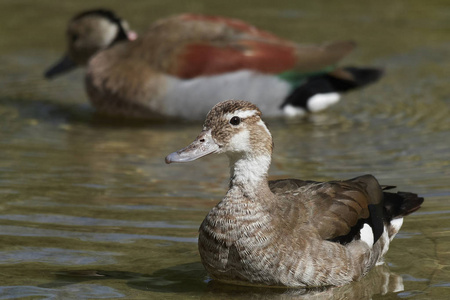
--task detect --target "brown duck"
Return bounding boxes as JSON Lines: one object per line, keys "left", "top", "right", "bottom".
{"left": 45, "top": 9, "right": 383, "bottom": 120}
{"left": 165, "top": 100, "right": 423, "bottom": 287}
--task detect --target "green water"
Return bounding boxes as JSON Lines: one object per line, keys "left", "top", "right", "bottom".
{"left": 0, "top": 0, "right": 449, "bottom": 299}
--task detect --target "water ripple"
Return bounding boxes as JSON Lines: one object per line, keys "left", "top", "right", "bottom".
{"left": 0, "top": 214, "right": 198, "bottom": 229}
{"left": 0, "top": 225, "right": 197, "bottom": 244}
{"left": 0, "top": 247, "right": 119, "bottom": 266}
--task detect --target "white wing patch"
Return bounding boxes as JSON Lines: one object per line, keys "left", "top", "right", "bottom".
{"left": 307, "top": 93, "right": 341, "bottom": 112}
{"left": 360, "top": 223, "right": 374, "bottom": 248}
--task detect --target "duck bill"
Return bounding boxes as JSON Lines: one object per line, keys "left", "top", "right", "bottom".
{"left": 165, "top": 130, "right": 219, "bottom": 164}
{"left": 44, "top": 54, "right": 77, "bottom": 79}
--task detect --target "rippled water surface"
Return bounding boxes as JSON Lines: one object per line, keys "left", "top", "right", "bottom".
{"left": 1, "top": 0, "right": 449, "bottom": 299}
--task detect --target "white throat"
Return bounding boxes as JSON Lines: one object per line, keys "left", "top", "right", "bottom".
{"left": 228, "top": 153, "right": 271, "bottom": 193}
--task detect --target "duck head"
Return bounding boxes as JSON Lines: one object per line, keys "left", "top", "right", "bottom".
{"left": 166, "top": 100, "right": 273, "bottom": 163}
{"left": 44, "top": 9, "right": 137, "bottom": 79}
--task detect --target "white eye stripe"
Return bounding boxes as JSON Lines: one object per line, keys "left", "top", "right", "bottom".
{"left": 257, "top": 120, "right": 271, "bottom": 136}
{"left": 224, "top": 109, "right": 258, "bottom": 121}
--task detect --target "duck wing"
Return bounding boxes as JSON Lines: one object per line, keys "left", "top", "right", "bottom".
{"left": 270, "top": 175, "right": 385, "bottom": 245}
{"left": 144, "top": 14, "right": 355, "bottom": 78}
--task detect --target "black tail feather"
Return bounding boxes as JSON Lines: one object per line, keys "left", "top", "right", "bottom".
{"left": 383, "top": 191, "right": 424, "bottom": 220}
{"left": 281, "top": 67, "right": 384, "bottom": 110}
{"left": 332, "top": 67, "right": 384, "bottom": 92}
{"left": 381, "top": 185, "right": 397, "bottom": 191}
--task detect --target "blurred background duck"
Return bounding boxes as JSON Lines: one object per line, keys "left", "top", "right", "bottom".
{"left": 45, "top": 9, "right": 383, "bottom": 120}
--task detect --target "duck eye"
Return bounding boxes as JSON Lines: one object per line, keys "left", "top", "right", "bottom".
{"left": 230, "top": 116, "right": 241, "bottom": 126}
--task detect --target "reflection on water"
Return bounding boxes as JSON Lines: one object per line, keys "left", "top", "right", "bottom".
{"left": 38, "top": 263, "right": 404, "bottom": 300}
{"left": 0, "top": 0, "right": 449, "bottom": 299}
{"left": 204, "top": 264, "right": 404, "bottom": 299}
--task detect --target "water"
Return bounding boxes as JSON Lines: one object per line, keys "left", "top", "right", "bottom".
{"left": 0, "top": 0, "right": 449, "bottom": 299}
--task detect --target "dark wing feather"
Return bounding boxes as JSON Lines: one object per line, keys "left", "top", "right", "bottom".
{"left": 270, "top": 175, "right": 385, "bottom": 245}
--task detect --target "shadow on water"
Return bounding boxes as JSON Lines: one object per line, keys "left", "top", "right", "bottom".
{"left": 41, "top": 263, "right": 405, "bottom": 299}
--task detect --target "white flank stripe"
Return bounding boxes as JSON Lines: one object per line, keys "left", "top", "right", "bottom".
{"left": 389, "top": 218, "right": 404, "bottom": 241}
{"left": 390, "top": 218, "right": 403, "bottom": 232}
{"left": 360, "top": 223, "right": 374, "bottom": 248}
{"left": 376, "top": 225, "right": 390, "bottom": 265}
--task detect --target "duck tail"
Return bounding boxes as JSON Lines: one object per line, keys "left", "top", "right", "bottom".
{"left": 383, "top": 190, "right": 424, "bottom": 220}
{"left": 281, "top": 67, "right": 384, "bottom": 114}
{"left": 328, "top": 67, "right": 385, "bottom": 92}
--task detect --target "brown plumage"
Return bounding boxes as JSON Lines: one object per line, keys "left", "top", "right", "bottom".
{"left": 166, "top": 100, "right": 423, "bottom": 287}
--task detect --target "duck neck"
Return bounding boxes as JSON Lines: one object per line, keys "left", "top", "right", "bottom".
{"left": 227, "top": 152, "right": 272, "bottom": 198}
